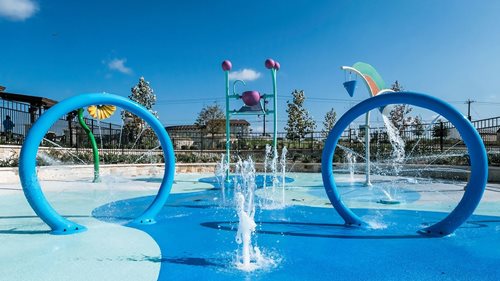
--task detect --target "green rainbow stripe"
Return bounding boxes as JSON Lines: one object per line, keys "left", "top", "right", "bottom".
{"left": 353, "top": 62, "right": 386, "bottom": 96}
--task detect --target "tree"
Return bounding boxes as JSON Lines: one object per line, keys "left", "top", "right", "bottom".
{"left": 122, "top": 77, "right": 158, "bottom": 148}
{"left": 391, "top": 80, "right": 403, "bottom": 92}
{"left": 432, "top": 119, "right": 449, "bottom": 139}
{"left": 388, "top": 81, "right": 416, "bottom": 134}
{"left": 285, "top": 90, "right": 316, "bottom": 140}
{"left": 195, "top": 103, "right": 225, "bottom": 148}
{"left": 413, "top": 116, "right": 425, "bottom": 136}
{"left": 321, "top": 107, "right": 337, "bottom": 138}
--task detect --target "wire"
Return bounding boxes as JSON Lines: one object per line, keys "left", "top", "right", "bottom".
{"left": 156, "top": 97, "right": 224, "bottom": 104}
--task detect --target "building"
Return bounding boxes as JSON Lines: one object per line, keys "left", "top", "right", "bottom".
{"left": 164, "top": 124, "right": 201, "bottom": 149}
{"left": 0, "top": 89, "right": 58, "bottom": 144}
{"left": 0, "top": 87, "right": 124, "bottom": 148}
{"left": 165, "top": 119, "right": 250, "bottom": 149}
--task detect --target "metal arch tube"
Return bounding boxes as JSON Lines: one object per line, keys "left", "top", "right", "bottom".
{"left": 341, "top": 66, "right": 371, "bottom": 93}
{"left": 232, "top": 80, "right": 246, "bottom": 96}
{"left": 321, "top": 92, "right": 488, "bottom": 236}
{"left": 19, "top": 93, "right": 176, "bottom": 235}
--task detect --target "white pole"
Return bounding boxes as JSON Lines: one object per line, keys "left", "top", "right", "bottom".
{"left": 341, "top": 66, "right": 373, "bottom": 186}
{"left": 364, "top": 113, "right": 372, "bottom": 186}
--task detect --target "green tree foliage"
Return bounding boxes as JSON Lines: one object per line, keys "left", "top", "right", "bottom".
{"left": 321, "top": 107, "right": 337, "bottom": 138}
{"left": 121, "top": 77, "right": 158, "bottom": 148}
{"left": 195, "top": 103, "right": 225, "bottom": 133}
{"left": 388, "top": 81, "right": 417, "bottom": 134}
{"left": 391, "top": 80, "right": 403, "bottom": 92}
{"left": 413, "top": 116, "right": 424, "bottom": 136}
{"left": 432, "top": 120, "right": 449, "bottom": 139}
{"left": 195, "top": 103, "right": 225, "bottom": 148}
{"left": 285, "top": 90, "right": 316, "bottom": 140}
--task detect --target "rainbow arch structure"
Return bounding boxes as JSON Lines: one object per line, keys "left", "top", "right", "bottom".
{"left": 350, "top": 62, "right": 387, "bottom": 97}
{"left": 340, "top": 62, "right": 394, "bottom": 186}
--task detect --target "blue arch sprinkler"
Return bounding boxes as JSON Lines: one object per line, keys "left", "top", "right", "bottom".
{"left": 19, "top": 93, "right": 176, "bottom": 235}
{"left": 222, "top": 59, "right": 280, "bottom": 182}
{"left": 321, "top": 92, "right": 488, "bottom": 237}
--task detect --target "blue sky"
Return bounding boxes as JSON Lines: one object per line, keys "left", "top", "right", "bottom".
{"left": 1, "top": 0, "right": 499, "bottom": 131}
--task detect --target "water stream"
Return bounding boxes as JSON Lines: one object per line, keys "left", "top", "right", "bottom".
{"left": 346, "top": 151, "right": 356, "bottom": 184}
{"left": 280, "top": 147, "right": 288, "bottom": 204}
{"left": 214, "top": 153, "right": 229, "bottom": 204}
{"left": 133, "top": 144, "right": 161, "bottom": 164}
{"left": 260, "top": 146, "right": 288, "bottom": 209}
{"left": 42, "top": 138, "right": 87, "bottom": 165}
{"left": 234, "top": 157, "right": 276, "bottom": 271}
{"left": 381, "top": 115, "right": 405, "bottom": 175}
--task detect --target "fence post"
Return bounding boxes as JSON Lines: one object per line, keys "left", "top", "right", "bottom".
{"left": 440, "top": 121, "right": 444, "bottom": 152}
{"left": 91, "top": 118, "right": 94, "bottom": 147}
{"left": 200, "top": 132, "right": 203, "bottom": 154}
{"left": 109, "top": 122, "right": 112, "bottom": 148}
{"left": 68, "top": 118, "right": 73, "bottom": 148}
{"left": 310, "top": 131, "right": 314, "bottom": 154}
{"left": 348, "top": 128, "right": 352, "bottom": 148}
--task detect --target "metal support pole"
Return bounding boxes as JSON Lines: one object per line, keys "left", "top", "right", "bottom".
{"left": 263, "top": 99, "right": 267, "bottom": 136}
{"left": 340, "top": 65, "right": 393, "bottom": 187}
{"left": 271, "top": 69, "right": 278, "bottom": 152}
{"left": 224, "top": 70, "right": 231, "bottom": 182}
{"left": 465, "top": 99, "right": 475, "bottom": 121}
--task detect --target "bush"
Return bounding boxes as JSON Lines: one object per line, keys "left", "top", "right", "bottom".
{"left": 489, "top": 153, "right": 500, "bottom": 166}
{"left": 0, "top": 152, "right": 18, "bottom": 167}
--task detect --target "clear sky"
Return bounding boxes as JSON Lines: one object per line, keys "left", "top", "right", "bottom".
{"left": 1, "top": 0, "right": 499, "bottom": 131}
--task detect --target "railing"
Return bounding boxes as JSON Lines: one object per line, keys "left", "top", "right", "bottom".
{"left": 1, "top": 98, "right": 499, "bottom": 160}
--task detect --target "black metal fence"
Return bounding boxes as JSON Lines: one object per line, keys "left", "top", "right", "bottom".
{"left": 0, "top": 99, "right": 154, "bottom": 151}
{"left": 1, "top": 98, "right": 499, "bottom": 162}
{"left": 168, "top": 120, "right": 499, "bottom": 151}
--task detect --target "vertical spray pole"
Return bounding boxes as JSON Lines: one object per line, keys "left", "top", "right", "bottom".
{"left": 265, "top": 58, "right": 280, "bottom": 152}
{"left": 77, "top": 108, "right": 100, "bottom": 182}
{"left": 341, "top": 65, "right": 380, "bottom": 187}
{"left": 222, "top": 60, "right": 232, "bottom": 182}
{"left": 272, "top": 69, "right": 278, "bottom": 151}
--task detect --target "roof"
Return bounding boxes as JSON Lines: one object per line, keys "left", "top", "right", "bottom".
{"left": 229, "top": 119, "right": 250, "bottom": 126}
{"left": 165, "top": 125, "right": 201, "bottom": 131}
{"left": 0, "top": 91, "right": 58, "bottom": 108}
{"left": 207, "top": 119, "right": 250, "bottom": 126}
{"left": 165, "top": 119, "right": 250, "bottom": 131}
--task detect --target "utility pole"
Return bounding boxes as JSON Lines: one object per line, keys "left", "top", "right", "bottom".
{"left": 465, "top": 99, "right": 476, "bottom": 121}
